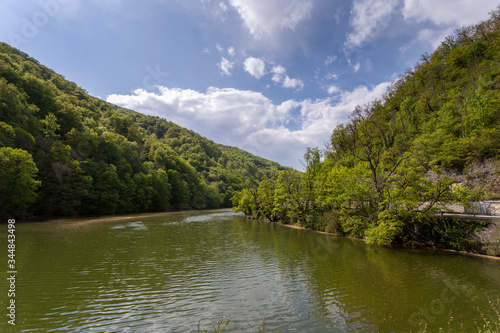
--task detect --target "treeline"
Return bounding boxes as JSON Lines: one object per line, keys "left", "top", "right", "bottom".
{"left": 0, "top": 42, "right": 286, "bottom": 218}
{"left": 233, "top": 8, "right": 500, "bottom": 248}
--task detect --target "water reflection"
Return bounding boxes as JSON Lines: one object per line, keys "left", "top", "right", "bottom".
{"left": 0, "top": 210, "right": 498, "bottom": 332}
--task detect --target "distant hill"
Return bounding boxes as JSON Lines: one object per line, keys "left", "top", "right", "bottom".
{"left": 0, "top": 42, "right": 287, "bottom": 218}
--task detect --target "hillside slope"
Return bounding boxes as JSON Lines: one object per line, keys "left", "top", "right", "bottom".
{"left": 0, "top": 42, "right": 286, "bottom": 218}
{"left": 232, "top": 7, "right": 500, "bottom": 251}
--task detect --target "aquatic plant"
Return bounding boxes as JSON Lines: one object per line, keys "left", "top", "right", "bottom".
{"left": 197, "top": 317, "right": 279, "bottom": 332}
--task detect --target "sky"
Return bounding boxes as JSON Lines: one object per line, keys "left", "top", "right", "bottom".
{"left": 1, "top": 0, "right": 498, "bottom": 169}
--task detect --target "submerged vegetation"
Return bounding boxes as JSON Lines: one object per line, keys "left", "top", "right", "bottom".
{"left": 197, "top": 318, "right": 278, "bottom": 333}
{"left": 232, "top": 8, "right": 500, "bottom": 250}
{"left": 0, "top": 42, "right": 286, "bottom": 218}
{"left": 415, "top": 298, "right": 500, "bottom": 332}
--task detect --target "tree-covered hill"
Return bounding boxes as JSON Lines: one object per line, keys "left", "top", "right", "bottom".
{"left": 233, "top": 7, "right": 500, "bottom": 251}
{"left": 0, "top": 42, "right": 287, "bottom": 218}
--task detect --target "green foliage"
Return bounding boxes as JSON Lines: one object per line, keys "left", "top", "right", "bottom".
{"left": 0, "top": 41, "right": 284, "bottom": 217}
{"left": 416, "top": 217, "right": 491, "bottom": 251}
{"left": 197, "top": 318, "right": 229, "bottom": 333}
{"left": 0, "top": 121, "right": 16, "bottom": 147}
{"left": 40, "top": 113, "right": 61, "bottom": 139}
{"left": 339, "top": 214, "right": 367, "bottom": 238}
{"left": 365, "top": 211, "right": 405, "bottom": 245}
{"left": 273, "top": 169, "right": 303, "bottom": 224}
{"left": 0, "top": 147, "right": 40, "bottom": 217}
{"left": 231, "top": 187, "right": 257, "bottom": 218}
{"left": 257, "top": 176, "right": 278, "bottom": 221}
{"left": 476, "top": 298, "right": 500, "bottom": 333}
{"left": 232, "top": 9, "right": 500, "bottom": 249}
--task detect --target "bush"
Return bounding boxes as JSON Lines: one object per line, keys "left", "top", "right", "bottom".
{"left": 323, "top": 211, "right": 342, "bottom": 234}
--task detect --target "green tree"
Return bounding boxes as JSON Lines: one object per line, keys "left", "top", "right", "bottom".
{"left": 40, "top": 113, "right": 61, "bottom": 139}
{"left": 231, "top": 187, "right": 257, "bottom": 218}
{"left": 256, "top": 176, "right": 277, "bottom": 221}
{"left": 151, "top": 168, "right": 172, "bottom": 211}
{"left": 273, "top": 169, "right": 302, "bottom": 224}
{"left": 0, "top": 121, "right": 16, "bottom": 147}
{"left": 0, "top": 147, "right": 40, "bottom": 217}
{"left": 94, "top": 165, "right": 122, "bottom": 214}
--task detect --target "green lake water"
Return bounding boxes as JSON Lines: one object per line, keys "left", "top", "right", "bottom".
{"left": 1, "top": 209, "right": 499, "bottom": 332}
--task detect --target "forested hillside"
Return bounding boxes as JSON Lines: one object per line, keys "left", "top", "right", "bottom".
{"left": 233, "top": 8, "right": 500, "bottom": 250}
{"left": 0, "top": 42, "right": 286, "bottom": 218}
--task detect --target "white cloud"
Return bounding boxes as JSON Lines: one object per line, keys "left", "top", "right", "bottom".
{"left": 106, "top": 82, "right": 391, "bottom": 169}
{"left": 345, "top": 0, "right": 399, "bottom": 49}
{"left": 219, "top": 2, "right": 228, "bottom": 12}
{"left": 334, "top": 6, "right": 344, "bottom": 25}
{"left": 228, "top": 0, "right": 313, "bottom": 39}
{"left": 243, "top": 60, "right": 304, "bottom": 90}
{"left": 365, "top": 58, "right": 372, "bottom": 71}
{"left": 417, "top": 27, "right": 454, "bottom": 50}
{"left": 402, "top": 0, "right": 498, "bottom": 26}
{"left": 243, "top": 57, "right": 267, "bottom": 78}
{"left": 107, "top": 86, "right": 293, "bottom": 162}
{"left": 327, "top": 85, "right": 340, "bottom": 94}
{"left": 216, "top": 44, "right": 236, "bottom": 57}
{"left": 325, "top": 72, "right": 338, "bottom": 80}
{"left": 218, "top": 57, "right": 234, "bottom": 75}
{"left": 347, "top": 58, "right": 361, "bottom": 72}
{"left": 270, "top": 65, "right": 303, "bottom": 90}
{"left": 201, "top": 0, "right": 229, "bottom": 21}
{"left": 276, "top": 100, "right": 300, "bottom": 121}
{"left": 282, "top": 76, "right": 304, "bottom": 90}
{"left": 397, "top": 1, "right": 497, "bottom": 56}
{"left": 271, "top": 65, "right": 286, "bottom": 82}
{"left": 325, "top": 55, "right": 338, "bottom": 65}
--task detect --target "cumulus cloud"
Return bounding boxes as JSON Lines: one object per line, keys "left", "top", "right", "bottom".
{"left": 345, "top": 0, "right": 399, "bottom": 49}
{"left": 271, "top": 65, "right": 286, "bottom": 82}
{"left": 218, "top": 57, "right": 234, "bottom": 75}
{"left": 271, "top": 65, "right": 304, "bottom": 90}
{"left": 228, "top": 0, "right": 313, "bottom": 39}
{"left": 327, "top": 85, "right": 340, "bottom": 94}
{"left": 398, "top": 1, "right": 497, "bottom": 55}
{"left": 243, "top": 57, "right": 267, "bottom": 78}
{"left": 243, "top": 60, "right": 304, "bottom": 90}
{"left": 282, "top": 76, "right": 304, "bottom": 90}
{"left": 402, "top": 0, "right": 498, "bottom": 26}
{"left": 106, "top": 82, "right": 391, "bottom": 169}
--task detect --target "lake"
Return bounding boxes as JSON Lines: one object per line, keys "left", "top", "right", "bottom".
{"left": 1, "top": 209, "right": 499, "bottom": 332}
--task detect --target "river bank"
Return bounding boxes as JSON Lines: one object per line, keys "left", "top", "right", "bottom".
{"left": 246, "top": 215, "right": 500, "bottom": 260}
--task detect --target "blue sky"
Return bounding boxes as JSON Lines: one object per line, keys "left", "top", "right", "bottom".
{"left": 1, "top": 0, "right": 498, "bottom": 169}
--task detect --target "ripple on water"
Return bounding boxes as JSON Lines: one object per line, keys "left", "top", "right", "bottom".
{"left": 7, "top": 210, "right": 500, "bottom": 333}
